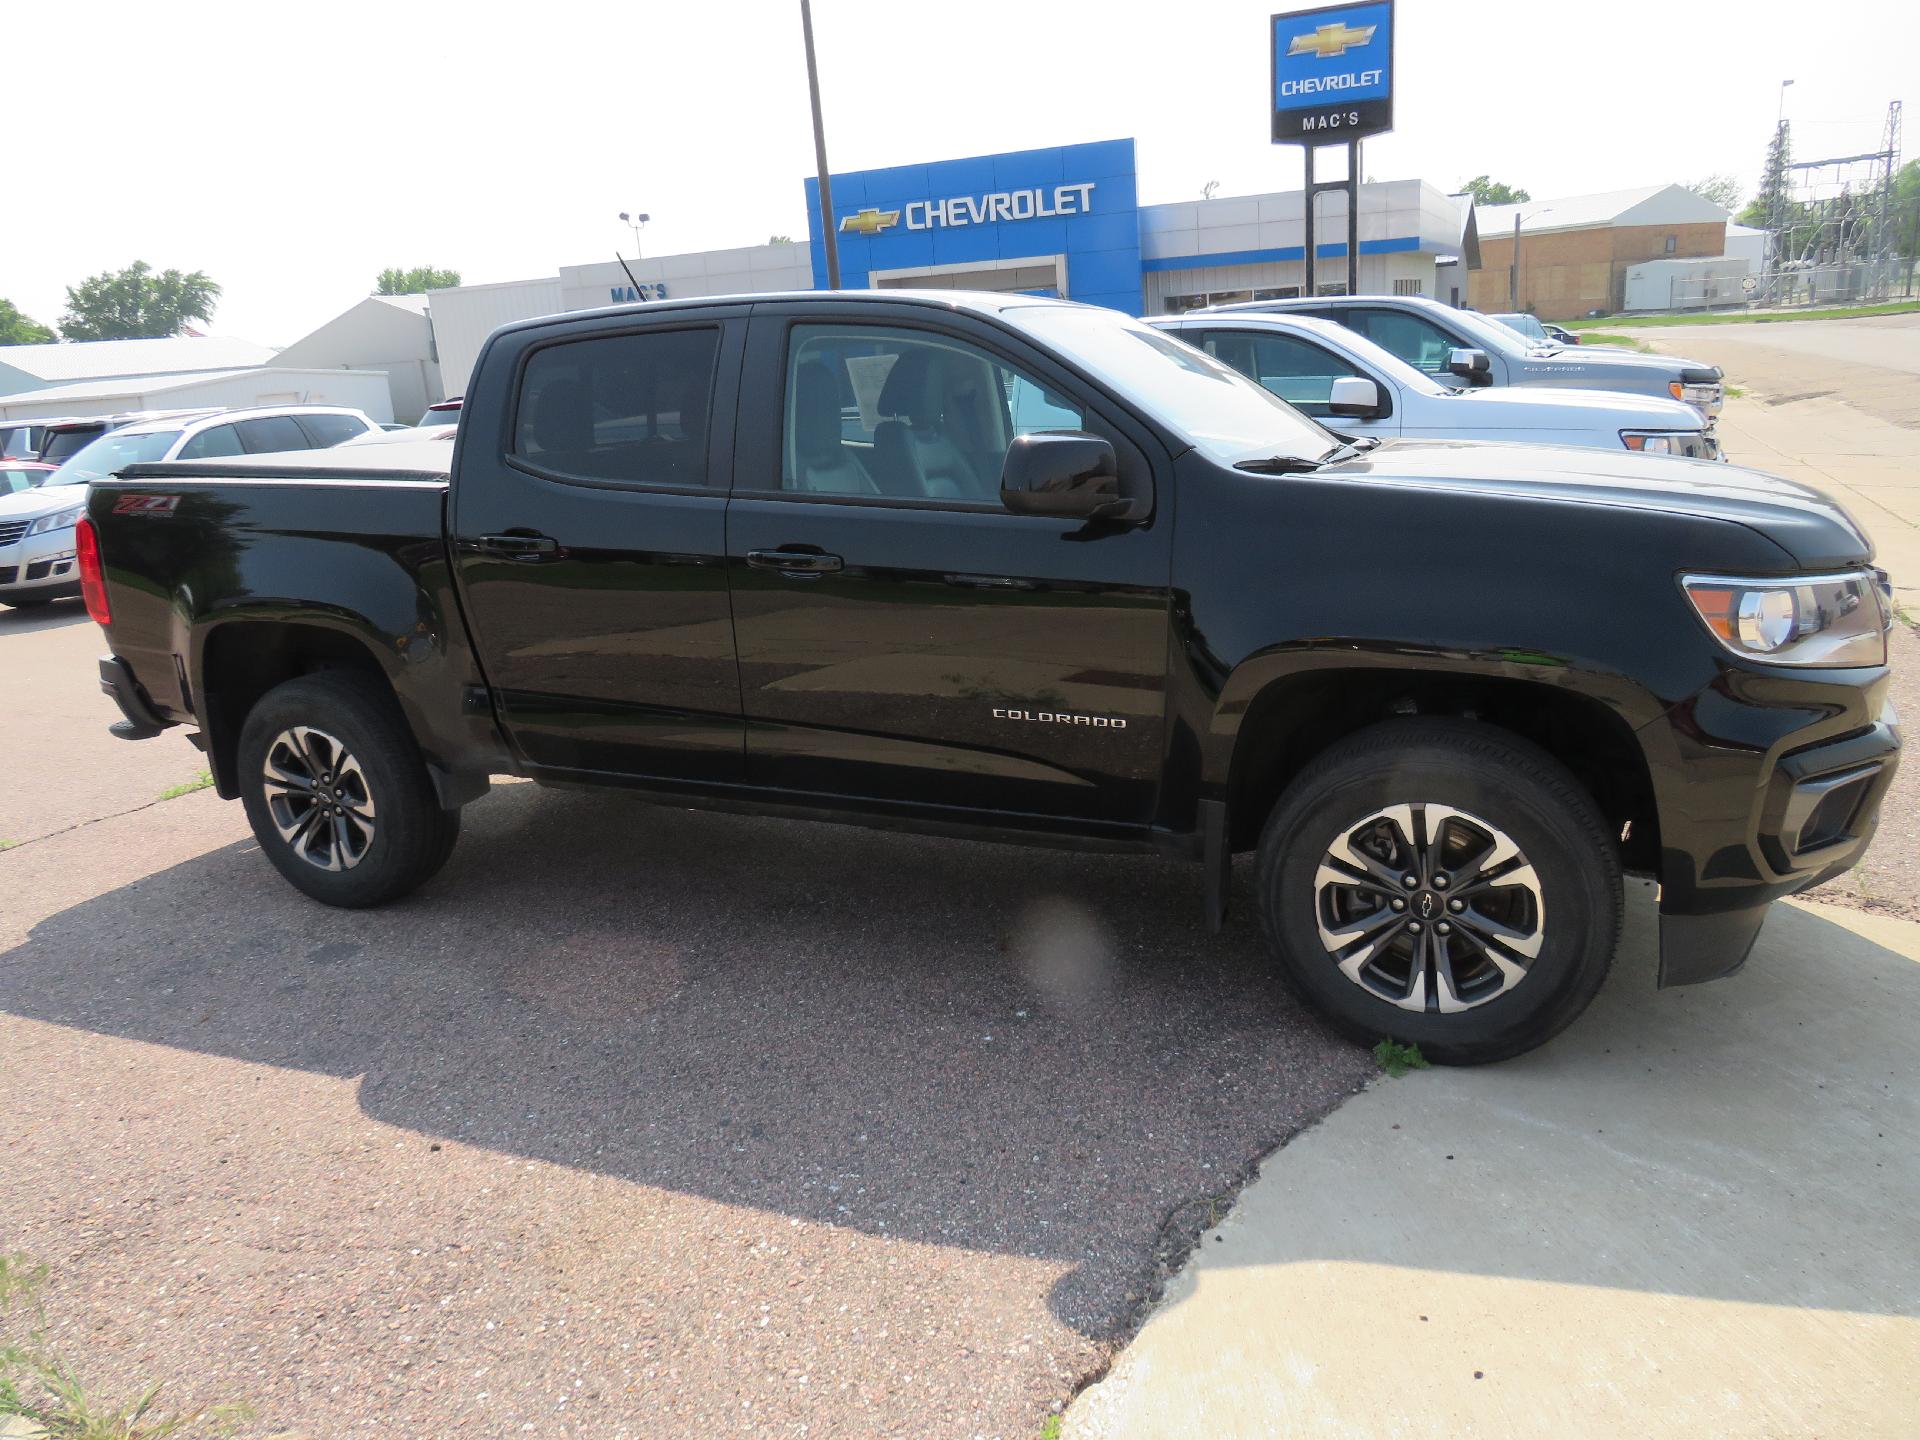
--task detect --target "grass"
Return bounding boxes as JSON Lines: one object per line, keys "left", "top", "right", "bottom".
{"left": 0, "top": 1255, "right": 253, "bottom": 1439}
{"left": 1577, "top": 331, "right": 1652, "bottom": 352}
{"left": 1039, "top": 1415, "right": 1064, "bottom": 1440}
{"left": 156, "top": 771, "right": 213, "bottom": 802}
{"left": 1567, "top": 300, "right": 1920, "bottom": 330}
{"left": 1372, "top": 1039, "right": 1430, "bottom": 1078}
{"left": 0, "top": 840, "right": 16, "bottom": 853}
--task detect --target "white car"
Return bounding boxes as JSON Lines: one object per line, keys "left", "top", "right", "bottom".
{"left": 1151, "top": 312, "right": 1718, "bottom": 459}
{"left": 0, "top": 405, "right": 376, "bottom": 609}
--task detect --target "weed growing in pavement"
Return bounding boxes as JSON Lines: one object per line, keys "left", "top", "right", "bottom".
{"left": 1372, "top": 1040, "right": 1430, "bottom": 1078}
{"left": 1039, "top": 1414, "right": 1064, "bottom": 1440}
{"left": 0, "top": 1254, "right": 253, "bottom": 1439}
{"left": 156, "top": 771, "right": 214, "bottom": 802}
{"left": 0, "top": 840, "right": 15, "bottom": 852}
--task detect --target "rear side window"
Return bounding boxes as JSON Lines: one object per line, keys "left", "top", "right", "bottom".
{"left": 238, "top": 416, "right": 312, "bottom": 453}
{"left": 177, "top": 424, "right": 244, "bottom": 461}
{"left": 511, "top": 327, "right": 719, "bottom": 487}
{"left": 296, "top": 412, "right": 370, "bottom": 447}
{"left": 41, "top": 426, "right": 103, "bottom": 463}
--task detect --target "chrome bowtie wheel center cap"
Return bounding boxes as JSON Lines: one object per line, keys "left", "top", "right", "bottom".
{"left": 1312, "top": 802, "right": 1546, "bottom": 1014}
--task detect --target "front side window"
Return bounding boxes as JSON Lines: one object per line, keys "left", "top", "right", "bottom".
{"left": 177, "top": 424, "right": 244, "bottom": 461}
{"left": 1350, "top": 308, "right": 1459, "bottom": 374}
{"left": 1196, "top": 330, "right": 1365, "bottom": 416}
{"left": 780, "top": 325, "right": 1085, "bottom": 503}
{"left": 512, "top": 327, "right": 719, "bottom": 487}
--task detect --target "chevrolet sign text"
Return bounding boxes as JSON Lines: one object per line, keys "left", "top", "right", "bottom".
{"left": 905, "top": 183, "right": 1096, "bottom": 231}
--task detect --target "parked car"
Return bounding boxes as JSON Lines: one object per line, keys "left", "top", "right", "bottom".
{"left": 0, "top": 405, "right": 376, "bottom": 609}
{"left": 1206, "top": 294, "right": 1724, "bottom": 421}
{"left": 84, "top": 292, "right": 1894, "bottom": 1064}
{"left": 341, "top": 423, "right": 458, "bottom": 447}
{"left": 2, "top": 462, "right": 57, "bottom": 493}
{"left": 1, "top": 420, "right": 67, "bottom": 461}
{"left": 418, "top": 397, "right": 462, "bottom": 425}
{"left": 1152, "top": 312, "right": 1717, "bottom": 457}
{"left": 35, "top": 410, "right": 216, "bottom": 466}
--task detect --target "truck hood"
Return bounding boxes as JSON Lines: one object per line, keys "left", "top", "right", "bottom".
{"left": 0, "top": 482, "right": 84, "bottom": 522}
{"left": 1338, "top": 438, "right": 1870, "bottom": 570}
{"left": 1448, "top": 385, "right": 1704, "bottom": 430}
{"left": 1522, "top": 345, "right": 1718, "bottom": 381}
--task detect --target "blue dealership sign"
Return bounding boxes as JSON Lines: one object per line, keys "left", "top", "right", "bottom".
{"left": 1270, "top": 1, "right": 1394, "bottom": 143}
{"left": 804, "top": 139, "right": 1144, "bottom": 315}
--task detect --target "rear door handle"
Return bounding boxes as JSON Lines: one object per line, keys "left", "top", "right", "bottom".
{"left": 746, "top": 548, "right": 843, "bottom": 575}
{"left": 466, "top": 533, "right": 560, "bottom": 561}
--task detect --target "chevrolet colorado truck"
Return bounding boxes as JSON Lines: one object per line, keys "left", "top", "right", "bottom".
{"left": 80, "top": 292, "right": 1898, "bottom": 1063}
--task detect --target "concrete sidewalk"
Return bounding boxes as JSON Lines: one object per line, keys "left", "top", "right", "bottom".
{"left": 1065, "top": 895, "right": 1920, "bottom": 1439}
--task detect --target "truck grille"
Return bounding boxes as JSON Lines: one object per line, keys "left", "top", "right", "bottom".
{"left": 0, "top": 519, "right": 28, "bottom": 547}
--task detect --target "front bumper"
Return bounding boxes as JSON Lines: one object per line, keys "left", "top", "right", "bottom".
{"left": 0, "top": 524, "right": 81, "bottom": 602}
{"left": 1651, "top": 672, "right": 1900, "bottom": 987}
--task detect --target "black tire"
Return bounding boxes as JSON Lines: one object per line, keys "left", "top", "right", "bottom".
{"left": 1256, "top": 719, "right": 1621, "bottom": 1065}
{"left": 237, "top": 671, "right": 460, "bottom": 908}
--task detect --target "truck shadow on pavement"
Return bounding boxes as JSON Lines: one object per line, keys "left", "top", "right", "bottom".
{"left": 0, "top": 782, "right": 1376, "bottom": 1340}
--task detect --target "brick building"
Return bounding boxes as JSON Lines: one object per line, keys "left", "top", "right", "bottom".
{"left": 1470, "top": 184, "right": 1730, "bottom": 320}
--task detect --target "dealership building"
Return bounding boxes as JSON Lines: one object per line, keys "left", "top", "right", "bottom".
{"left": 420, "top": 138, "right": 1469, "bottom": 395}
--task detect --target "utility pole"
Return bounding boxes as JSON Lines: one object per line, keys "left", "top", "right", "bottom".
{"left": 799, "top": 0, "right": 840, "bottom": 289}
{"left": 1510, "top": 211, "right": 1521, "bottom": 309}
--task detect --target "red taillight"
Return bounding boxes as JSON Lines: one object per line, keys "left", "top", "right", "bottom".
{"left": 75, "top": 516, "right": 111, "bottom": 626}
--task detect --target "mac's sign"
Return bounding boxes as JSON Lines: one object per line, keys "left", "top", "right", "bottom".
{"left": 1270, "top": 1, "right": 1394, "bottom": 143}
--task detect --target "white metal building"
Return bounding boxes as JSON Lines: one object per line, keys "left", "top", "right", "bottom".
{"left": 0, "top": 366, "right": 394, "bottom": 423}
{"left": 0, "top": 335, "right": 278, "bottom": 398}
{"left": 273, "top": 294, "right": 444, "bottom": 426}
{"left": 424, "top": 277, "right": 563, "bottom": 402}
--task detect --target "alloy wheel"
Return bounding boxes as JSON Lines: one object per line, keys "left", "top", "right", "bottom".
{"left": 261, "top": 725, "right": 377, "bottom": 872}
{"left": 1312, "top": 802, "right": 1544, "bottom": 1013}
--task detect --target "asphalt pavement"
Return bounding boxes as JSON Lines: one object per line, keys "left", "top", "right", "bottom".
{"left": 0, "top": 620, "right": 1370, "bottom": 1438}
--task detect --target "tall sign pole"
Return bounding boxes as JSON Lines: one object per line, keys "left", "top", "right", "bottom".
{"left": 800, "top": 0, "right": 841, "bottom": 289}
{"left": 1270, "top": 3, "right": 1395, "bottom": 297}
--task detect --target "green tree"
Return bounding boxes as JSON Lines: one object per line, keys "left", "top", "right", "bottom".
{"left": 1739, "top": 122, "right": 1793, "bottom": 229}
{"left": 1461, "top": 175, "right": 1531, "bottom": 205}
{"left": 1688, "top": 174, "right": 1743, "bottom": 211}
{"left": 58, "top": 261, "right": 221, "bottom": 341}
{"left": 1892, "top": 158, "right": 1920, "bottom": 265}
{"left": 376, "top": 266, "right": 461, "bottom": 295}
{"left": 0, "top": 299, "right": 55, "bottom": 346}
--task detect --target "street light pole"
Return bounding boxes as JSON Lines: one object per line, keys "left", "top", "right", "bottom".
{"left": 799, "top": 0, "right": 841, "bottom": 289}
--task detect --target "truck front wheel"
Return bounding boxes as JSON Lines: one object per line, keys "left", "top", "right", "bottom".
{"left": 237, "top": 672, "right": 461, "bottom": 908}
{"left": 1256, "top": 719, "right": 1622, "bottom": 1065}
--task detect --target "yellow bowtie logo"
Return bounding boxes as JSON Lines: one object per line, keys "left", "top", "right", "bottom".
{"left": 1288, "top": 21, "right": 1376, "bottom": 59}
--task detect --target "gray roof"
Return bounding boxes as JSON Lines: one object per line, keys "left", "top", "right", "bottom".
{"left": 1476, "top": 184, "right": 1730, "bottom": 237}
{"left": 0, "top": 335, "right": 276, "bottom": 384}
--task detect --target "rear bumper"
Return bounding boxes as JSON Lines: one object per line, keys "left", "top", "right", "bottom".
{"left": 99, "top": 654, "right": 173, "bottom": 740}
{"left": 1651, "top": 677, "right": 1900, "bottom": 987}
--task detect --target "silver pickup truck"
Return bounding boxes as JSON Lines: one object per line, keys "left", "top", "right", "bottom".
{"left": 1207, "top": 294, "right": 1723, "bottom": 422}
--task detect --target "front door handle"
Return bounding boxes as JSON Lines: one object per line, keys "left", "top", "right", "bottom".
{"left": 746, "top": 548, "right": 843, "bottom": 575}
{"left": 467, "top": 533, "right": 560, "bottom": 561}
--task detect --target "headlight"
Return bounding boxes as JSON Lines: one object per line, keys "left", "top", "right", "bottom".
{"left": 1622, "top": 431, "right": 1679, "bottom": 454}
{"left": 1669, "top": 380, "right": 1722, "bottom": 410}
{"left": 1682, "top": 571, "right": 1890, "bottom": 667}
{"left": 26, "top": 504, "right": 85, "bottom": 536}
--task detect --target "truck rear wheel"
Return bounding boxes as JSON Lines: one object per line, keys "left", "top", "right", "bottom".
{"left": 237, "top": 672, "right": 460, "bottom": 908}
{"left": 1256, "top": 719, "right": 1621, "bottom": 1065}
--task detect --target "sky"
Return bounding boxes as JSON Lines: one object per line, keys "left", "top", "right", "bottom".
{"left": 8, "top": 0, "right": 1915, "bottom": 347}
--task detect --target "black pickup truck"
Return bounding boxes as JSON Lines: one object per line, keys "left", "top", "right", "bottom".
{"left": 80, "top": 291, "right": 1898, "bottom": 1062}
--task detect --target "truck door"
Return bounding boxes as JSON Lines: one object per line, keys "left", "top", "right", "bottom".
{"left": 724, "top": 306, "right": 1173, "bottom": 830}
{"left": 449, "top": 312, "right": 746, "bottom": 781}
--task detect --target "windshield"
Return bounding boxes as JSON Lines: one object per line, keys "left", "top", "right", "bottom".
{"left": 1490, "top": 313, "right": 1546, "bottom": 342}
{"left": 1004, "top": 305, "right": 1337, "bottom": 465}
{"left": 1448, "top": 308, "right": 1552, "bottom": 356}
{"left": 46, "top": 430, "right": 183, "bottom": 485}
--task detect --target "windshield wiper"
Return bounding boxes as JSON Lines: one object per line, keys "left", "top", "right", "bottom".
{"left": 1234, "top": 454, "right": 1324, "bottom": 474}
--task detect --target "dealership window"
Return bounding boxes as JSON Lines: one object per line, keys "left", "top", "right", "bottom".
{"left": 781, "top": 324, "right": 1084, "bottom": 503}
{"left": 511, "top": 327, "right": 719, "bottom": 487}
{"left": 1253, "top": 287, "right": 1301, "bottom": 301}
{"left": 1163, "top": 287, "right": 1296, "bottom": 314}
{"left": 1392, "top": 278, "right": 1425, "bottom": 296}
{"left": 1194, "top": 329, "right": 1366, "bottom": 417}
{"left": 1316, "top": 282, "right": 1348, "bottom": 297}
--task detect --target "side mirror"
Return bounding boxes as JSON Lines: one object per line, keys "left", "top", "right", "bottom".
{"left": 1448, "top": 347, "right": 1492, "bottom": 384}
{"left": 1000, "top": 432, "right": 1135, "bottom": 520}
{"left": 1326, "top": 376, "right": 1382, "bottom": 417}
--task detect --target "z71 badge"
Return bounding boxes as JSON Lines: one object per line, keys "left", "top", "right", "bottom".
{"left": 112, "top": 494, "right": 181, "bottom": 515}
